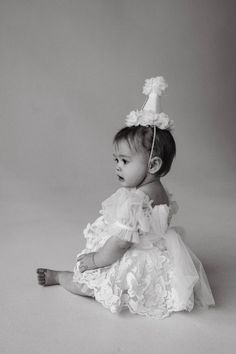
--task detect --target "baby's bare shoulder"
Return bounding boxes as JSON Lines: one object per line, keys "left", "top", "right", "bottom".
{"left": 140, "top": 182, "right": 169, "bottom": 207}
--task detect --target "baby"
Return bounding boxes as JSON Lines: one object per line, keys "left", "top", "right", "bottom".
{"left": 37, "top": 76, "right": 215, "bottom": 318}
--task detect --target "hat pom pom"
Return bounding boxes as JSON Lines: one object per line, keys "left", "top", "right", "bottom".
{"left": 142, "top": 76, "right": 168, "bottom": 96}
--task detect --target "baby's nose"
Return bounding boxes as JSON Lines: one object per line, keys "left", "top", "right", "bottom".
{"left": 116, "top": 164, "right": 121, "bottom": 172}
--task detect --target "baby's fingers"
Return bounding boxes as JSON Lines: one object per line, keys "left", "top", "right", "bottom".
{"left": 79, "top": 263, "right": 89, "bottom": 273}
{"left": 77, "top": 254, "right": 85, "bottom": 262}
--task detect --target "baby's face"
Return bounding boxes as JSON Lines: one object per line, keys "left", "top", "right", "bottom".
{"left": 113, "top": 139, "right": 148, "bottom": 188}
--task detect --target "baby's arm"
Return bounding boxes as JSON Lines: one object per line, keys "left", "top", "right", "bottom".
{"left": 77, "top": 236, "right": 131, "bottom": 272}
{"left": 94, "top": 236, "right": 131, "bottom": 268}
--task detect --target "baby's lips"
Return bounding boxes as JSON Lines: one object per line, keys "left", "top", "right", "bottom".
{"left": 117, "top": 175, "right": 124, "bottom": 180}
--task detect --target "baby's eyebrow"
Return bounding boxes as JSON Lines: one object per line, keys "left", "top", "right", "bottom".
{"left": 113, "top": 154, "right": 131, "bottom": 158}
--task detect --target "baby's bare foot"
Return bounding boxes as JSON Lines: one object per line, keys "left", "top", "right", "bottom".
{"left": 37, "top": 268, "right": 59, "bottom": 286}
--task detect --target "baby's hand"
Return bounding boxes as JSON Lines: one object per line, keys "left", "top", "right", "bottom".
{"left": 77, "top": 252, "right": 97, "bottom": 273}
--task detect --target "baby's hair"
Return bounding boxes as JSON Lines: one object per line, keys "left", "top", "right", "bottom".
{"left": 113, "top": 126, "right": 176, "bottom": 177}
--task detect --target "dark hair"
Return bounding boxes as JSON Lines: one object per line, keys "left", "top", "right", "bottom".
{"left": 113, "top": 126, "right": 176, "bottom": 177}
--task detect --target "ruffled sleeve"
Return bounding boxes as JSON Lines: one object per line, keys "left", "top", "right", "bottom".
{"left": 100, "top": 188, "right": 152, "bottom": 244}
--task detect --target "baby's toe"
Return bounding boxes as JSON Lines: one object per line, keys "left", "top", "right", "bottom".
{"left": 37, "top": 268, "right": 47, "bottom": 274}
{"left": 36, "top": 268, "right": 59, "bottom": 286}
{"left": 37, "top": 268, "right": 47, "bottom": 286}
{"left": 38, "top": 280, "right": 45, "bottom": 285}
{"left": 38, "top": 274, "right": 45, "bottom": 280}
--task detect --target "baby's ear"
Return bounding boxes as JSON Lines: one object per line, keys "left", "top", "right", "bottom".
{"left": 148, "top": 157, "right": 162, "bottom": 174}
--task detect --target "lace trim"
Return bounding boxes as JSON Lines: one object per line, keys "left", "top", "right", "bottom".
{"left": 73, "top": 245, "right": 180, "bottom": 318}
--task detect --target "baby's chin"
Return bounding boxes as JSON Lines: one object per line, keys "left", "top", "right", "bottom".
{"left": 118, "top": 180, "right": 138, "bottom": 189}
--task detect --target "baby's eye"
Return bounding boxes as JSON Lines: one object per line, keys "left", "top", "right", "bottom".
{"left": 113, "top": 158, "right": 118, "bottom": 163}
{"left": 122, "top": 159, "right": 128, "bottom": 165}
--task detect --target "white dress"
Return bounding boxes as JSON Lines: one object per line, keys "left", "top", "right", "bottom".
{"left": 73, "top": 188, "right": 215, "bottom": 318}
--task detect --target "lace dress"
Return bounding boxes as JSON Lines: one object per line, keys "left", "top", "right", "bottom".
{"left": 73, "top": 188, "right": 215, "bottom": 318}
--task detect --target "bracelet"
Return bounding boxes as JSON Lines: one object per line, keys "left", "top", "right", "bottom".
{"left": 91, "top": 253, "right": 97, "bottom": 269}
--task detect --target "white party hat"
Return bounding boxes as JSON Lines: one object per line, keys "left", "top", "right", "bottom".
{"left": 125, "top": 76, "right": 174, "bottom": 130}
{"left": 142, "top": 91, "right": 162, "bottom": 113}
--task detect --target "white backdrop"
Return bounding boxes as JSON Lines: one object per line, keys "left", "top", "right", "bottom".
{"left": 0, "top": 0, "right": 235, "bottom": 194}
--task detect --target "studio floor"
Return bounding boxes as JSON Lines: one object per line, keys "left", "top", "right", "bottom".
{"left": 1, "top": 180, "right": 235, "bottom": 354}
